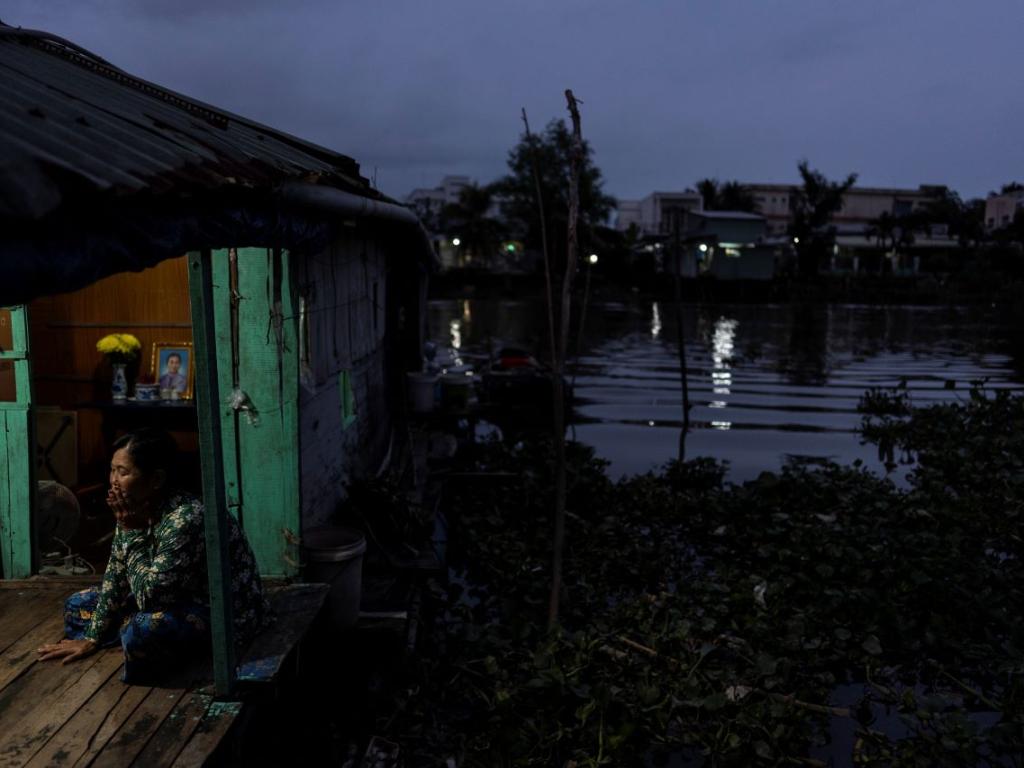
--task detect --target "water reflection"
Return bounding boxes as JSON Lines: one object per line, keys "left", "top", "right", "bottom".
{"left": 427, "top": 299, "right": 1024, "bottom": 480}
{"left": 783, "top": 304, "right": 831, "bottom": 385}
{"left": 651, "top": 302, "right": 662, "bottom": 339}
{"left": 709, "top": 317, "right": 737, "bottom": 430}
{"left": 449, "top": 319, "right": 462, "bottom": 350}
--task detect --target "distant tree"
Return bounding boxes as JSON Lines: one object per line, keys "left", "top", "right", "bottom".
{"left": 922, "top": 189, "right": 985, "bottom": 248}
{"left": 695, "top": 178, "right": 759, "bottom": 213}
{"left": 494, "top": 119, "right": 616, "bottom": 271}
{"left": 789, "top": 161, "right": 858, "bottom": 277}
{"left": 409, "top": 198, "right": 441, "bottom": 233}
{"left": 719, "top": 181, "right": 759, "bottom": 213}
{"left": 439, "top": 183, "right": 505, "bottom": 268}
{"left": 696, "top": 178, "right": 720, "bottom": 210}
{"left": 864, "top": 210, "right": 925, "bottom": 273}
{"left": 1000, "top": 182, "right": 1024, "bottom": 194}
{"left": 865, "top": 211, "right": 898, "bottom": 257}
{"left": 961, "top": 199, "right": 987, "bottom": 247}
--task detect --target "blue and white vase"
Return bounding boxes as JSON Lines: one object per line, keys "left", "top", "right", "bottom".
{"left": 111, "top": 363, "right": 128, "bottom": 401}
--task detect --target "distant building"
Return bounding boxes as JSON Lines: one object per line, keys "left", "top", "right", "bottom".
{"left": 405, "top": 175, "right": 474, "bottom": 223}
{"left": 617, "top": 184, "right": 948, "bottom": 239}
{"left": 743, "top": 183, "right": 948, "bottom": 237}
{"left": 675, "top": 210, "right": 777, "bottom": 280}
{"left": 984, "top": 189, "right": 1024, "bottom": 231}
{"left": 625, "top": 206, "right": 778, "bottom": 281}
{"left": 614, "top": 191, "right": 703, "bottom": 236}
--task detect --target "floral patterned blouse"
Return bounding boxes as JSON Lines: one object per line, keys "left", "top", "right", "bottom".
{"left": 85, "top": 492, "right": 271, "bottom": 647}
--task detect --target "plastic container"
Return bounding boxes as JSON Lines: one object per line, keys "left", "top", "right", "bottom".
{"left": 407, "top": 372, "right": 439, "bottom": 413}
{"left": 303, "top": 527, "right": 367, "bottom": 631}
{"left": 441, "top": 372, "right": 475, "bottom": 410}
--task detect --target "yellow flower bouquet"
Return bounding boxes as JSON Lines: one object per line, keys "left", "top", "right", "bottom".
{"left": 96, "top": 333, "right": 141, "bottom": 365}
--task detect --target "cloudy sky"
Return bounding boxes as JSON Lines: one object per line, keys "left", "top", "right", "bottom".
{"left": 4, "top": 1, "right": 1020, "bottom": 203}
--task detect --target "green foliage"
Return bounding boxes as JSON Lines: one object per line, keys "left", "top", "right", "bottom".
{"left": 789, "top": 160, "right": 858, "bottom": 278}
{"left": 695, "top": 178, "right": 760, "bottom": 213}
{"left": 921, "top": 188, "right": 987, "bottom": 249}
{"left": 383, "top": 391, "right": 1024, "bottom": 765}
{"left": 439, "top": 183, "right": 507, "bottom": 269}
{"left": 493, "top": 119, "right": 616, "bottom": 267}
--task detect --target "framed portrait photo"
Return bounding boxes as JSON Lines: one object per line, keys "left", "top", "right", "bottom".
{"left": 150, "top": 342, "right": 195, "bottom": 400}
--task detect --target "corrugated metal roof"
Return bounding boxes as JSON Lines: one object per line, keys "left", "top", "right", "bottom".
{"left": 0, "top": 24, "right": 377, "bottom": 220}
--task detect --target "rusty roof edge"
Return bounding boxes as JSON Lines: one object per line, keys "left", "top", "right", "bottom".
{"left": 0, "top": 22, "right": 368, "bottom": 182}
{"left": 278, "top": 181, "right": 439, "bottom": 272}
{"left": 0, "top": 22, "right": 113, "bottom": 65}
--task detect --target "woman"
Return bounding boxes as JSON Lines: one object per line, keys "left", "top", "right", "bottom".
{"left": 37, "top": 428, "right": 270, "bottom": 683}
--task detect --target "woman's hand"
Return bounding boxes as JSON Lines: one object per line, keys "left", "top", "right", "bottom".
{"left": 107, "top": 485, "right": 154, "bottom": 529}
{"left": 37, "top": 638, "right": 98, "bottom": 664}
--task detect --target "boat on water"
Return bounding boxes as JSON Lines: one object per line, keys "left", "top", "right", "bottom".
{"left": 479, "top": 347, "right": 573, "bottom": 432}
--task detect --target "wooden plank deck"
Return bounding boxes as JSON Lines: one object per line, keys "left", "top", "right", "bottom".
{"left": 0, "top": 582, "right": 239, "bottom": 768}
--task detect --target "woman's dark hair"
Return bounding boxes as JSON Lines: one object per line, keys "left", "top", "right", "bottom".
{"left": 112, "top": 428, "right": 178, "bottom": 479}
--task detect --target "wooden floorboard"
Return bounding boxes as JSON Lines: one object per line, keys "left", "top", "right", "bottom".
{"left": 169, "top": 701, "right": 242, "bottom": 768}
{"left": 130, "top": 693, "right": 213, "bottom": 768}
{"left": 88, "top": 687, "right": 187, "bottom": 768}
{"left": 0, "top": 650, "right": 123, "bottom": 768}
{"left": 238, "top": 583, "right": 328, "bottom": 684}
{"left": 0, "top": 591, "right": 55, "bottom": 656}
{"left": 0, "top": 614, "right": 64, "bottom": 695}
{"left": 23, "top": 673, "right": 149, "bottom": 768}
{"left": 0, "top": 583, "right": 288, "bottom": 768}
{"left": 0, "top": 629, "right": 110, "bottom": 733}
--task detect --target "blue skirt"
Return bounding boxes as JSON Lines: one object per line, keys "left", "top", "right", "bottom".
{"left": 65, "top": 587, "right": 211, "bottom": 684}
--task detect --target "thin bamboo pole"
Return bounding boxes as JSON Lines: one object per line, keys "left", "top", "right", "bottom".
{"left": 546, "top": 89, "right": 584, "bottom": 631}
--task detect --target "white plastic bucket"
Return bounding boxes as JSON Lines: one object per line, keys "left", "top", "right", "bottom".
{"left": 441, "top": 372, "right": 474, "bottom": 410}
{"left": 407, "top": 372, "right": 438, "bottom": 413}
{"left": 303, "top": 527, "right": 367, "bottom": 631}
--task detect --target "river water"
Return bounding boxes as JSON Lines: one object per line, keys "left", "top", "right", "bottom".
{"left": 427, "top": 299, "right": 1024, "bottom": 482}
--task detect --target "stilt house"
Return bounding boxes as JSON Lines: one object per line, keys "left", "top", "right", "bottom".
{"left": 0, "top": 24, "right": 436, "bottom": 691}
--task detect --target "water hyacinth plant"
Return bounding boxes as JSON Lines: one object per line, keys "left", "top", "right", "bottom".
{"left": 380, "top": 386, "right": 1024, "bottom": 766}
{"left": 95, "top": 333, "right": 141, "bottom": 365}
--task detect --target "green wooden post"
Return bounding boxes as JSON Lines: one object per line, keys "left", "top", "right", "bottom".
{"left": 211, "top": 249, "right": 242, "bottom": 520}
{"left": 232, "top": 247, "right": 300, "bottom": 577}
{"left": 0, "top": 306, "right": 36, "bottom": 579}
{"left": 187, "top": 251, "right": 236, "bottom": 697}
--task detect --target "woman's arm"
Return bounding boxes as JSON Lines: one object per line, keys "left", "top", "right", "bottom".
{"left": 123, "top": 502, "right": 205, "bottom": 611}
{"left": 84, "top": 529, "right": 134, "bottom": 643}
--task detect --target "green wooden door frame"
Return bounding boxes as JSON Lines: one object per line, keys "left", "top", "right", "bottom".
{"left": 188, "top": 250, "right": 237, "bottom": 696}
{"left": 187, "top": 246, "right": 301, "bottom": 695}
{"left": 213, "top": 247, "right": 300, "bottom": 578}
{"left": 0, "top": 306, "right": 36, "bottom": 579}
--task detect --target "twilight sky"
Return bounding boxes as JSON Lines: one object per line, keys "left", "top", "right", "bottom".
{"left": 4, "top": 1, "right": 1020, "bottom": 203}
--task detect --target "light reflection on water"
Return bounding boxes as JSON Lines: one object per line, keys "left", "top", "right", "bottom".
{"left": 651, "top": 302, "right": 662, "bottom": 339}
{"left": 709, "top": 317, "right": 736, "bottom": 429}
{"left": 427, "top": 299, "right": 1024, "bottom": 482}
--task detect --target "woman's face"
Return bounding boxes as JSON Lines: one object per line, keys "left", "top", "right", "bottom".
{"left": 109, "top": 447, "right": 164, "bottom": 508}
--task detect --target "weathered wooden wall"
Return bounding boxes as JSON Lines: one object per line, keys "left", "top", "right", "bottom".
{"left": 26, "top": 257, "right": 194, "bottom": 481}
{"left": 295, "top": 236, "right": 391, "bottom": 530}
{"left": 0, "top": 309, "right": 15, "bottom": 401}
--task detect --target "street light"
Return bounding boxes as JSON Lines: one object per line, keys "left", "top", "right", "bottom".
{"left": 451, "top": 237, "right": 461, "bottom": 246}
{"left": 792, "top": 236, "right": 800, "bottom": 244}
{"left": 698, "top": 243, "right": 708, "bottom": 253}
{"left": 588, "top": 253, "right": 598, "bottom": 265}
